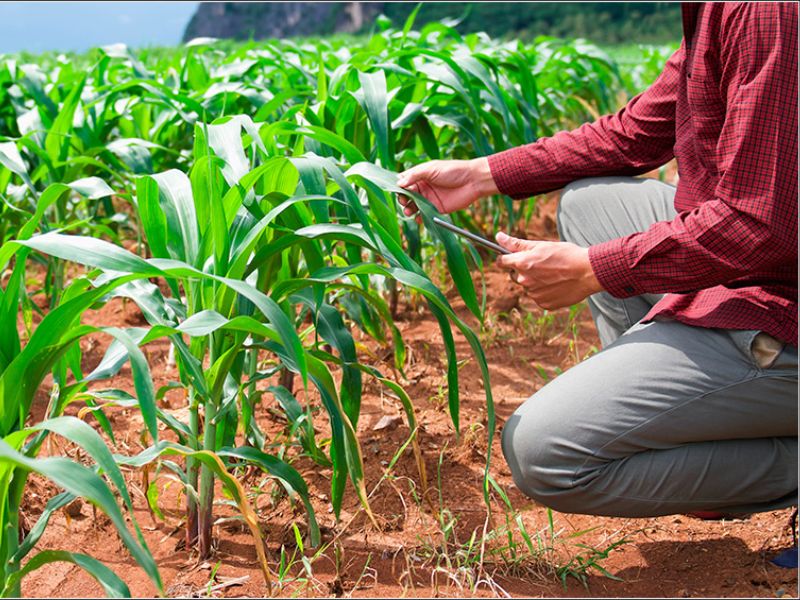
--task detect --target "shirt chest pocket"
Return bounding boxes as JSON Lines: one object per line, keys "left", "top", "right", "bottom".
{"left": 686, "top": 72, "right": 726, "bottom": 168}
{"left": 686, "top": 62, "right": 727, "bottom": 123}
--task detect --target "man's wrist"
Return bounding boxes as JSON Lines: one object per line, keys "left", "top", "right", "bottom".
{"left": 578, "top": 246, "right": 604, "bottom": 296}
{"left": 470, "top": 157, "right": 499, "bottom": 198}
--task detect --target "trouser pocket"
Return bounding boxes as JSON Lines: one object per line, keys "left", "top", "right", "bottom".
{"left": 727, "top": 329, "right": 787, "bottom": 370}
{"left": 751, "top": 332, "right": 785, "bottom": 370}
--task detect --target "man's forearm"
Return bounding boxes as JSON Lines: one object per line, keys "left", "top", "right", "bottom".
{"left": 487, "top": 114, "right": 675, "bottom": 200}
{"left": 485, "top": 46, "right": 683, "bottom": 200}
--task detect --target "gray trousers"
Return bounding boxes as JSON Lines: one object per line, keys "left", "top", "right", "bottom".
{"left": 501, "top": 177, "right": 798, "bottom": 517}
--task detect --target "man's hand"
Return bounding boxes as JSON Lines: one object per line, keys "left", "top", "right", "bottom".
{"left": 397, "top": 157, "right": 499, "bottom": 216}
{"left": 495, "top": 232, "right": 604, "bottom": 310}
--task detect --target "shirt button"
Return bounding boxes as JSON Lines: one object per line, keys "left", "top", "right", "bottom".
{"left": 624, "top": 286, "right": 635, "bottom": 294}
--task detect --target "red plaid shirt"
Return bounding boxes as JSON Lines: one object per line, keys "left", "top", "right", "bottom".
{"left": 488, "top": 2, "right": 798, "bottom": 346}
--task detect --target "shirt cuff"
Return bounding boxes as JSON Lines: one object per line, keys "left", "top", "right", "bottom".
{"left": 487, "top": 148, "right": 536, "bottom": 200}
{"left": 588, "top": 238, "right": 640, "bottom": 298}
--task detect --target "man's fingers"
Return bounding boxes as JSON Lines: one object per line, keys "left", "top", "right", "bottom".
{"left": 397, "top": 173, "right": 412, "bottom": 188}
{"left": 495, "top": 253, "right": 525, "bottom": 271}
{"left": 398, "top": 182, "right": 422, "bottom": 217}
{"left": 401, "top": 200, "right": 418, "bottom": 216}
{"left": 398, "top": 170, "right": 447, "bottom": 214}
{"left": 397, "top": 164, "right": 430, "bottom": 189}
{"left": 527, "top": 285, "right": 570, "bottom": 310}
{"left": 495, "top": 231, "right": 537, "bottom": 253}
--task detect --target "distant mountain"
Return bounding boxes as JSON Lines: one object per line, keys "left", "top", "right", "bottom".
{"left": 183, "top": 2, "right": 384, "bottom": 42}
{"left": 183, "top": 2, "right": 682, "bottom": 45}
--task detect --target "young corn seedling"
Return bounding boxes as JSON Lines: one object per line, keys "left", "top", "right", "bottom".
{"left": 0, "top": 253, "right": 162, "bottom": 597}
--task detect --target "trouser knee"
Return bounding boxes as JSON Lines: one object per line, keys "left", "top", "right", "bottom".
{"left": 501, "top": 406, "right": 586, "bottom": 511}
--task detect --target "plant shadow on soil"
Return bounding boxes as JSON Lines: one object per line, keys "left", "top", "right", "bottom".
{"left": 18, "top": 193, "right": 798, "bottom": 598}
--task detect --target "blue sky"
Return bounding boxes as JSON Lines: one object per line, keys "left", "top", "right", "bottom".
{"left": 0, "top": 2, "right": 200, "bottom": 54}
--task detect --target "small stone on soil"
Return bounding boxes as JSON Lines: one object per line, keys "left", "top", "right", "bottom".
{"left": 65, "top": 498, "right": 84, "bottom": 518}
{"left": 494, "top": 294, "right": 521, "bottom": 313}
{"left": 372, "top": 414, "right": 401, "bottom": 431}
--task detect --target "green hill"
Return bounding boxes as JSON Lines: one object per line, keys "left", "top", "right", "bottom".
{"left": 184, "top": 2, "right": 683, "bottom": 46}
{"left": 382, "top": 3, "right": 682, "bottom": 44}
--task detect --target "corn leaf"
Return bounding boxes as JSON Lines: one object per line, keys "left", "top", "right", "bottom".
{"left": 3, "top": 551, "right": 131, "bottom": 598}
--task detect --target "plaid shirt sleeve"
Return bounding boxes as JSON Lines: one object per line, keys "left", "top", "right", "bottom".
{"left": 487, "top": 46, "right": 683, "bottom": 199}
{"left": 588, "top": 2, "right": 798, "bottom": 298}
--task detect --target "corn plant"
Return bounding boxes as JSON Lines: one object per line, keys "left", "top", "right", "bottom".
{"left": 0, "top": 254, "right": 162, "bottom": 597}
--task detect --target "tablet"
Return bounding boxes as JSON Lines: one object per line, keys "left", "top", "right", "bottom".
{"left": 432, "top": 217, "right": 511, "bottom": 255}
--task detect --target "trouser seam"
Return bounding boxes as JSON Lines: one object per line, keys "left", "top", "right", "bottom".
{"left": 586, "top": 483, "right": 793, "bottom": 506}
{"left": 568, "top": 367, "right": 770, "bottom": 488}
